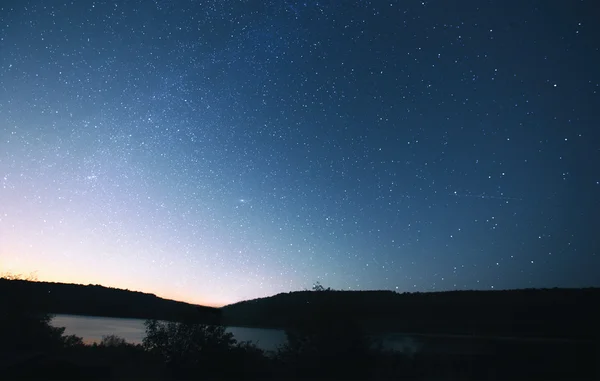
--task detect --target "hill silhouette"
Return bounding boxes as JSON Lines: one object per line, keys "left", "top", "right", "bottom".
{"left": 222, "top": 288, "right": 600, "bottom": 340}
{"left": 2, "top": 278, "right": 599, "bottom": 379}
{"left": 3, "top": 278, "right": 599, "bottom": 341}
{"left": 0, "top": 278, "right": 221, "bottom": 324}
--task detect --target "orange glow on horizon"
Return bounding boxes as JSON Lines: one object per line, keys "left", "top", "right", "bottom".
{"left": 1, "top": 263, "right": 227, "bottom": 308}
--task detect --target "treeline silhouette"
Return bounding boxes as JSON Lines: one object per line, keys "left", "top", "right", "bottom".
{"left": 4, "top": 278, "right": 599, "bottom": 341}
{"left": 0, "top": 278, "right": 221, "bottom": 324}
{"left": 222, "top": 287, "right": 600, "bottom": 340}
{"left": 1, "top": 277, "right": 599, "bottom": 380}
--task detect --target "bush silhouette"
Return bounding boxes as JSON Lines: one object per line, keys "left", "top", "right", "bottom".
{"left": 142, "top": 319, "right": 270, "bottom": 379}
{"left": 276, "top": 291, "right": 378, "bottom": 380}
{"left": 98, "top": 335, "right": 129, "bottom": 348}
{"left": 0, "top": 274, "right": 83, "bottom": 352}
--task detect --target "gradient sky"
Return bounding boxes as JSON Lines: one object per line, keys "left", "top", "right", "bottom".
{"left": 1, "top": 0, "right": 598, "bottom": 307}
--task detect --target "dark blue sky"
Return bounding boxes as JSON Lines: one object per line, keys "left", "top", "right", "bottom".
{"left": 1, "top": 0, "right": 598, "bottom": 305}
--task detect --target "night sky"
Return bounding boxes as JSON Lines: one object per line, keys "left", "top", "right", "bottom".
{"left": 1, "top": 0, "right": 598, "bottom": 306}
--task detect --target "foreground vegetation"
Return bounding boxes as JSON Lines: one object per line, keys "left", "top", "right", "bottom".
{"left": 1, "top": 276, "right": 598, "bottom": 380}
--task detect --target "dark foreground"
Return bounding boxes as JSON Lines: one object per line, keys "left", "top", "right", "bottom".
{"left": 1, "top": 278, "right": 598, "bottom": 380}
{"left": 2, "top": 337, "right": 598, "bottom": 381}
{"left": 2, "top": 312, "right": 598, "bottom": 380}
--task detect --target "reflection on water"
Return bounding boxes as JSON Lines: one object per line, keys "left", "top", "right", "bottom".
{"left": 52, "top": 315, "right": 147, "bottom": 345}
{"left": 51, "top": 315, "right": 424, "bottom": 353}
{"left": 51, "top": 315, "right": 287, "bottom": 351}
{"left": 378, "top": 333, "right": 424, "bottom": 355}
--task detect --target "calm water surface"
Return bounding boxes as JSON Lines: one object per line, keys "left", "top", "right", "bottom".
{"left": 51, "top": 315, "right": 572, "bottom": 357}
{"left": 51, "top": 314, "right": 287, "bottom": 351}
{"left": 52, "top": 314, "right": 426, "bottom": 353}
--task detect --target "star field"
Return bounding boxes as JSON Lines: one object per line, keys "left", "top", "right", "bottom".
{"left": 1, "top": 0, "right": 599, "bottom": 306}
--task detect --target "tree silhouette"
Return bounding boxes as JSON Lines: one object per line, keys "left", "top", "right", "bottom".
{"left": 277, "top": 290, "right": 377, "bottom": 380}
{"left": 99, "top": 335, "right": 128, "bottom": 348}
{"left": 142, "top": 319, "right": 270, "bottom": 379}
{"left": 311, "top": 281, "right": 331, "bottom": 292}
{"left": 0, "top": 273, "right": 83, "bottom": 352}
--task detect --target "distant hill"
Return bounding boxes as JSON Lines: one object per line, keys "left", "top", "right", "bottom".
{"left": 3, "top": 279, "right": 598, "bottom": 341}
{"left": 0, "top": 278, "right": 221, "bottom": 324}
{"left": 221, "top": 288, "right": 600, "bottom": 340}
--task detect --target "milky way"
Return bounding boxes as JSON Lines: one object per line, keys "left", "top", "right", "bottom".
{"left": 1, "top": 0, "right": 598, "bottom": 306}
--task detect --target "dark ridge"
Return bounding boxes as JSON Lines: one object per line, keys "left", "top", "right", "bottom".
{"left": 3, "top": 278, "right": 599, "bottom": 341}
{"left": 221, "top": 288, "right": 600, "bottom": 340}
{"left": 0, "top": 279, "right": 221, "bottom": 324}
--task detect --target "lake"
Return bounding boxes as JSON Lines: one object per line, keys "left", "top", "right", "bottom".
{"left": 48, "top": 313, "right": 594, "bottom": 375}
{"left": 51, "top": 314, "right": 288, "bottom": 352}
{"left": 51, "top": 315, "right": 455, "bottom": 354}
